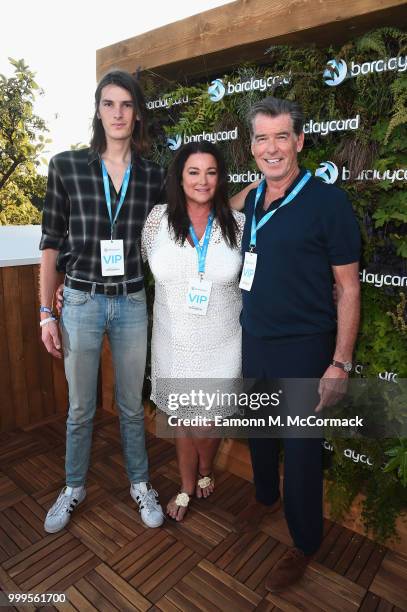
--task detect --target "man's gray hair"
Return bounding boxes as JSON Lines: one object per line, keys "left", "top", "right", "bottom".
{"left": 247, "top": 97, "right": 304, "bottom": 138}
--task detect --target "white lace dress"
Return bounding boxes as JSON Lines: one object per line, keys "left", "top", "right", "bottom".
{"left": 142, "top": 204, "right": 245, "bottom": 417}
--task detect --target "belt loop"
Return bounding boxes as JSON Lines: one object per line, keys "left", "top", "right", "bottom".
{"left": 91, "top": 283, "right": 96, "bottom": 298}
{"left": 123, "top": 282, "right": 127, "bottom": 297}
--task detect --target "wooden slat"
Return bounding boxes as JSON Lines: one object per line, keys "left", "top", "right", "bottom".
{"left": 266, "top": 561, "right": 366, "bottom": 612}
{"left": 359, "top": 591, "right": 382, "bottom": 612}
{"left": 345, "top": 539, "right": 377, "bottom": 583}
{"left": 3, "top": 532, "right": 70, "bottom": 574}
{"left": 0, "top": 268, "right": 15, "bottom": 431}
{"left": 75, "top": 575, "right": 121, "bottom": 610}
{"left": 31, "top": 265, "right": 57, "bottom": 418}
{"left": 173, "top": 579, "right": 220, "bottom": 612}
{"left": 88, "top": 564, "right": 151, "bottom": 612}
{"left": 18, "top": 265, "right": 43, "bottom": 425}
{"left": 234, "top": 534, "right": 278, "bottom": 584}
{"left": 333, "top": 532, "right": 365, "bottom": 575}
{"left": 6, "top": 452, "right": 65, "bottom": 495}
{"left": 0, "top": 472, "right": 26, "bottom": 511}
{"left": 358, "top": 545, "right": 387, "bottom": 589}
{"left": 185, "top": 566, "right": 251, "bottom": 612}
{"left": 164, "top": 587, "right": 202, "bottom": 612}
{"left": 143, "top": 553, "right": 200, "bottom": 602}
{"left": 96, "top": 0, "right": 407, "bottom": 80}
{"left": 59, "top": 585, "right": 98, "bottom": 611}
{"left": 323, "top": 526, "right": 355, "bottom": 570}
{"left": 0, "top": 413, "right": 404, "bottom": 612}
{"left": 245, "top": 541, "right": 287, "bottom": 596}
{"left": 0, "top": 566, "right": 36, "bottom": 612}
{"left": 369, "top": 551, "right": 407, "bottom": 610}
{"left": 196, "top": 559, "right": 262, "bottom": 607}
{"left": 94, "top": 563, "right": 151, "bottom": 611}
{"left": 0, "top": 264, "right": 67, "bottom": 433}
{"left": 2, "top": 267, "right": 29, "bottom": 428}
{"left": 114, "top": 529, "right": 174, "bottom": 576}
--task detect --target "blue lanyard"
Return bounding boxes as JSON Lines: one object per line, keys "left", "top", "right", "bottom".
{"left": 101, "top": 159, "right": 132, "bottom": 239}
{"left": 189, "top": 212, "right": 214, "bottom": 278}
{"left": 250, "top": 171, "right": 311, "bottom": 250}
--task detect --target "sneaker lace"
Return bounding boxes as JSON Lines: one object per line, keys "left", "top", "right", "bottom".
{"left": 138, "top": 488, "right": 163, "bottom": 515}
{"left": 48, "top": 490, "right": 78, "bottom": 517}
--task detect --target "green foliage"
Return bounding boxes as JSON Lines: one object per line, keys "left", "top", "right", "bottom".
{"left": 0, "top": 58, "right": 50, "bottom": 225}
{"left": 326, "top": 438, "right": 407, "bottom": 543}
{"left": 70, "top": 142, "right": 88, "bottom": 151}
{"left": 355, "top": 286, "right": 407, "bottom": 377}
{"left": 142, "top": 26, "right": 407, "bottom": 543}
{"left": 361, "top": 467, "right": 407, "bottom": 542}
{"left": 384, "top": 439, "right": 407, "bottom": 487}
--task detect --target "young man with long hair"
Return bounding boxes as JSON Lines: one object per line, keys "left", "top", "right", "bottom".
{"left": 39, "top": 70, "right": 165, "bottom": 532}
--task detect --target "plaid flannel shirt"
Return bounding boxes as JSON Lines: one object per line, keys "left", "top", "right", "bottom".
{"left": 40, "top": 148, "right": 165, "bottom": 284}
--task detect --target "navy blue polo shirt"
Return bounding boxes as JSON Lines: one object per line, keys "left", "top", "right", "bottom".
{"left": 241, "top": 168, "right": 361, "bottom": 340}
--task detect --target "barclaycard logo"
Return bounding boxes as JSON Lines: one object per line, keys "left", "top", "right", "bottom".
{"left": 360, "top": 269, "right": 407, "bottom": 288}
{"left": 167, "top": 134, "right": 182, "bottom": 151}
{"left": 323, "top": 59, "right": 348, "bottom": 86}
{"left": 303, "top": 114, "right": 359, "bottom": 135}
{"left": 228, "top": 170, "right": 263, "bottom": 183}
{"left": 322, "top": 442, "right": 373, "bottom": 466}
{"left": 208, "top": 79, "right": 226, "bottom": 102}
{"left": 323, "top": 55, "right": 407, "bottom": 86}
{"left": 167, "top": 128, "right": 238, "bottom": 150}
{"left": 315, "top": 163, "right": 407, "bottom": 184}
{"left": 147, "top": 95, "right": 189, "bottom": 110}
{"left": 315, "top": 161, "right": 339, "bottom": 184}
{"left": 208, "top": 74, "right": 291, "bottom": 103}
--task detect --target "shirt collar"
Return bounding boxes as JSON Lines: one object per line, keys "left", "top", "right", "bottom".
{"left": 87, "top": 149, "right": 99, "bottom": 165}
{"left": 281, "top": 166, "right": 307, "bottom": 197}
{"left": 256, "top": 166, "right": 307, "bottom": 209}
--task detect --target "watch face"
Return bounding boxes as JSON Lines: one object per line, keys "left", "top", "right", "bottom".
{"left": 344, "top": 362, "right": 352, "bottom": 372}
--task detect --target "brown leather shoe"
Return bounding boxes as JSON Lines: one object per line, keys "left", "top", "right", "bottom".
{"left": 265, "top": 547, "right": 311, "bottom": 592}
{"left": 237, "top": 498, "right": 281, "bottom": 532}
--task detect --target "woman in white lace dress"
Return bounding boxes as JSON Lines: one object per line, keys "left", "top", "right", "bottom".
{"left": 142, "top": 142, "right": 245, "bottom": 521}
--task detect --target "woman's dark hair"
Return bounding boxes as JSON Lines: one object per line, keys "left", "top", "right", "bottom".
{"left": 90, "top": 70, "right": 149, "bottom": 154}
{"left": 166, "top": 142, "right": 238, "bottom": 247}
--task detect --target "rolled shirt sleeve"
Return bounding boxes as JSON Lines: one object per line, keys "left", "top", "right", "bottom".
{"left": 39, "top": 157, "right": 69, "bottom": 250}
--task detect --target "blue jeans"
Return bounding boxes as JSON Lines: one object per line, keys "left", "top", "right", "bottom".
{"left": 61, "top": 286, "right": 148, "bottom": 486}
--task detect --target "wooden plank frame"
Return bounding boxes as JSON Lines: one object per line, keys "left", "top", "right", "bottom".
{"left": 96, "top": 0, "right": 407, "bottom": 82}
{"left": 0, "top": 264, "right": 66, "bottom": 433}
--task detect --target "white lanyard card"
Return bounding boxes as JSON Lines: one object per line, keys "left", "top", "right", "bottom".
{"left": 239, "top": 252, "right": 257, "bottom": 291}
{"left": 185, "top": 278, "right": 212, "bottom": 315}
{"left": 100, "top": 240, "right": 125, "bottom": 276}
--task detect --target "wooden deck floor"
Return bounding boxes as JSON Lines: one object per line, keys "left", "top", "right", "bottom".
{"left": 0, "top": 411, "right": 406, "bottom": 611}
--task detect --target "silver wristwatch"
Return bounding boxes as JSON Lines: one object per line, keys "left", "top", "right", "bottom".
{"left": 331, "top": 360, "right": 353, "bottom": 373}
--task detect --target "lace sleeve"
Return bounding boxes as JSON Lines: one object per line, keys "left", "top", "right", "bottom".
{"left": 142, "top": 204, "right": 167, "bottom": 263}
{"left": 233, "top": 210, "right": 246, "bottom": 250}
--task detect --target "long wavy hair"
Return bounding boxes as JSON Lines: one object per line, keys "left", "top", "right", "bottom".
{"left": 90, "top": 70, "right": 150, "bottom": 154}
{"left": 166, "top": 142, "right": 238, "bottom": 247}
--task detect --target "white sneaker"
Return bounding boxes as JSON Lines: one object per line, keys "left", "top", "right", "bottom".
{"left": 130, "top": 482, "right": 164, "bottom": 528}
{"left": 44, "top": 486, "right": 86, "bottom": 533}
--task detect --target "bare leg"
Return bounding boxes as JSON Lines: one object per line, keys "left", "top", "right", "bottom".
{"left": 167, "top": 434, "right": 198, "bottom": 521}
{"left": 192, "top": 432, "right": 221, "bottom": 498}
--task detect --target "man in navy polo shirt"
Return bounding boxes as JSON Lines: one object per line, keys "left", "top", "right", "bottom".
{"left": 239, "top": 97, "right": 361, "bottom": 591}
